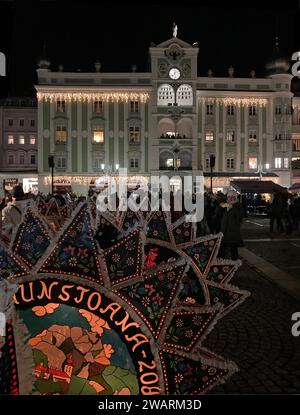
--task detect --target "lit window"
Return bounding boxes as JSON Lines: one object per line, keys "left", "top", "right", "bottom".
{"left": 30, "top": 155, "right": 36, "bottom": 165}
{"left": 249, "top": 105, "right": 257, "bottom": 116}
{"left": 206, "top": 104, "right": 213, "bottom": 115}
{"left": 248, "top": 157, "right": 258, "bottom": 169}
{"left": 249, "top": 130, "right": 257, "bottom": 142}
{"left": 129, "top": 126, "right": 140, "bottom": 143}
{"left": 205, "top": 130, "right": 214, "bottom": 142}
{"left": 227, "top": 105, "right": 234, "bottom": 116}
{"left": 283, "top": 157, "right": 289, "bottom": 168}
{"left": 19, "top": 154, "right": 25, "bottom": 164}
{"left": 56, "top": 100, "right": 66, "bottom": 113}
{"left": 56, "top": 156, "right": 67, "bottom": 169}
{"left": 30, "top": 119, "right": 35, "bottom": 127}
{"left": 157, "top": 84, "right": 175, "bottom": 106}
{"left": 19, "top": 135, "right": 25, "bottom": 145}
{"left": 275, "top": 104, "right": 281, "bottom": 115}
{"left": 8, "top": 155, "right": 14, "bottom": 165}
{"left": 92, "top": 127, "right": 104, "bottom": 143}
{"left": 8, "top": 135, "right": 14, "bottom": 144}
{"left": 130, "top": 101, "right": 139, "bottom": 113}
{"left": 30, "top": 135, "right": 36, "bottom": 145}
{"left": 94, "top": 101, "right": 103, "bottom": 113}
{"left": 176, "top": 84, "right": 193, "bottom": 106}
{"left": 166, "top": 158, "right": 174, "bottom": 167}
{"left": 8, "top": 119, "right": 13, "bottom": 126}
{"left": 19, "top": 119, "right": 24, "bottom": 127}
{"left": 275, "top": 157, "right": 282, "bottom": 168}
{"left": 55, "top": 125, "right": 67, "bottom": 142}
{"left": 226, "top": 158, "right": 235, "bottom": 169}
{"left": 226, "top": 130, "right": 235, "bottom": 143}
{"left": 130, "top": 158, "right": 139, "bottom": 168}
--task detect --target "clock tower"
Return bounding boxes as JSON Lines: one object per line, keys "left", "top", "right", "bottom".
{"left": 148, "top": 29, "right": 200, "bottom": 181}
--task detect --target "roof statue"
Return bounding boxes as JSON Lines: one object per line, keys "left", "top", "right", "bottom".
{"left": 173, "top": 22, "right": 178, "bottom": 38}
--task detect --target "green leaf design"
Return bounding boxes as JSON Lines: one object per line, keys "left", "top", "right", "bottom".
{"left": 68, "top": 375, "right": 98, "bottom": 395}
{"left": 102, "top": 365, "right": 139, "bottom": 395}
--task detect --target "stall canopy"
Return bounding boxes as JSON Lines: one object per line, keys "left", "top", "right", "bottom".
{"left": 230, "top": 180, "right": 285, "bottom": 194}
{"left": 289, "top": 183, "right": 300, "bottom": 191}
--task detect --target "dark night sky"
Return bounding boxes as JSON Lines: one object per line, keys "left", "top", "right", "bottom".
{"left": 0, "top": 0, "right": 300, "bottom": 97}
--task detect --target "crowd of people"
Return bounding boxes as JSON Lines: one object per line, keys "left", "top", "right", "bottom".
{"left": 1, "top": 184, "right": 300, "bottom": 261}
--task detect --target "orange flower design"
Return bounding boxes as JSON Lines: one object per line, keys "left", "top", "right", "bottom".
{"left": 32, "top": 303, "right": 59, "bottom": 317}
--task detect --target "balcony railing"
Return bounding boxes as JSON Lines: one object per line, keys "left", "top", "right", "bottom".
{"left": 159, "top": 166, "right": 192, "bottom": 171}
{"left": 159, "top": 135, "right": 190, "bottom": 140}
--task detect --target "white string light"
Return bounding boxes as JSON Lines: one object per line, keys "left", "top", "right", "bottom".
{"left": 198, "top": 97, "right": 268, "bottom": 107}
{"left": 37, "top": 91, "right": 150, "bottom": 103}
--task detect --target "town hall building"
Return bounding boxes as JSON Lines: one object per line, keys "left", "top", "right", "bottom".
{"left": 35, "top": 28, "right": 293, "bottom": 195}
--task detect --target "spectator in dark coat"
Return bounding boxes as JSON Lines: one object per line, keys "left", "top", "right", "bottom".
{"left": 217, "top": 190, "right": 244, "bottom": 260}
{"left": 269, "top": 189, "right": 284, "bottom": 233}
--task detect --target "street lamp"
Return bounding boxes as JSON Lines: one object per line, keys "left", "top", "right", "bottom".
{"left": 48, "top": 155, "right": 55, "bottom": 194}
{"left": 209, "top": 154, "right": 215, "bottom": 193}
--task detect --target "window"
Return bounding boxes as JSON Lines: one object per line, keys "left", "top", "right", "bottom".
{"left": 176, "top": 84, "right": 193, "bottom": 106}
{"left": 93, "top": 101, "right": 103, "bottom": 113}
{"left": 92, "top": 126, "right": 104, "bottom": 143}
{"left": 30, "top": 154, "right": 36, "bottom": 165}
{"left": 19, "top": 154, "right": 25, "bottom": 165}
{"left": 166, "top": 158, "right": 174, "bottom": 167}
{"left": 93, "top": 158, "right": 103, "bottom": 170}
{"left": 157, "top": 84, "right": 175, "bottom": 106}
{"left": 206, "top": 104, "right": 214, "bottom": 115}
{"left": 226, "top": 158, "right": 235, "bottom": 169}
{"left": 226, "top": 130, "right": 235, "bottom": 143}
{"left": 130, "top": 158, "right": 139, "bottom": 168}
{"left": 275, "top": 104, "right": 281, "bottom": 115}
{"left": 8, "top": 155, "right": 14, "bottom": 165}
{"left": 56, "top": 100, "right": 66, "bottom": 113}
{"left": 130, "top": 101, "right": 139, "bottom": 113}
{"left": 8, "top": 119, "right": 13, "bottom": 126}
{"left": 30, "top": 135, "right": 36, "bottom": 145}
{"left": 30, "top": 119, "right": 35, "bottom": 127}
{"left": 129, "top": 126, "right": 140, "bottom": 143}
{"left": 56, "top": 156, "right": 67, "bottom": 169}
{"left": 275, "top": 157, "right": 282, "bottom": 168}
{"left": 19, "top": 135, "right": 25, "bottom": 145}
{"left": 249, "top": 130, "right": 257, "bottom": 143}
{"left": 227, "top": 105, "right": 234, "bottom": 116}
{"left": 8, "top": 135, "right": 14, "bottom": 144}
{"left": 284, "top": 157, "right": 289, "bottom": 168}
{"left": 249, "top": 105, "right": 257, "bottom": 116}
{"left": 248, "top": 157, "right": 258, "bottom": 169}
{"left": 205, "top": 130, "right": 214, "bottom": 142}
{"left": 19, "top": 119, "right": 24, "bottom": 127}
{"left": 55, "top": 125, "right": 67, "bottom": 142}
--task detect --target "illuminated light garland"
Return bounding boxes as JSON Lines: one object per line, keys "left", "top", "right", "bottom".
{"left": 198, "top": 97, "right": 268, "bottom": 107}
{"left": 43, "top": 176, "right": 149, "bottom": 186}
{"left": 37, "top": 92, "right": 150, "bottom": 103}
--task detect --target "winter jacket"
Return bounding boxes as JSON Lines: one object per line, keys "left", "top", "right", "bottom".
{"left": 217, "top": 202, "right": 244, "bottom": 244}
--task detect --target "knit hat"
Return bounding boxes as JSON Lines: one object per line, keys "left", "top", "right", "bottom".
{"left": 11, "top": 185, "right": 25, "bottom": 200}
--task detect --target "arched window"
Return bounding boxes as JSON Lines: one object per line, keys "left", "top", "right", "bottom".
{"left": 176, "top": 84, "right": 193, "bottom": 106}
{"left": 157, "top": 84, "right": 175, "bottom": 106}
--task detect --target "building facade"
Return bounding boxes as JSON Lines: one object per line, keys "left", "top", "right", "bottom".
{"left": 36, "top": 34, "right": 293, "bottom": 195}
{"left": 292, "top": 96, "right": 300, "bottom": 185}
{"left": 0, "top": 97, "right": 38, "bottom": 195}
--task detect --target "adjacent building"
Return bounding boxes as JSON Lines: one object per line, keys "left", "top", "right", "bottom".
{"left": 35, "top": 32, "right": 294, "bottom": 195}
{"left": 0, "top": 97, "right": 38, "bottom": 195}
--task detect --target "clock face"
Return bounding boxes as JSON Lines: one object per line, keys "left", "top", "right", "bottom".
{"left": 169, "top": 67, "right": 181, "bottom": 80}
